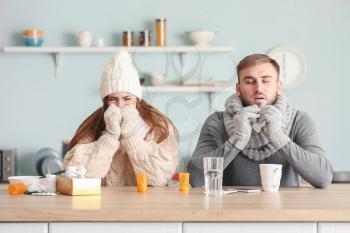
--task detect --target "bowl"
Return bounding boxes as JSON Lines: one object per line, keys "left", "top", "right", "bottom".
{"left": 187, "top": 30, "right": 216, "bottom": 47}
{"left": 22, "top": 29, "right": 44, "bottom": 47}
{"left": 22, "top": 29, "right": 44, "bottom": 37}
{"left": 23, "top": 37, "right": 44, "bottom": 47}
{"left": 8, "top": 176, "right": 41, "bottom": 186}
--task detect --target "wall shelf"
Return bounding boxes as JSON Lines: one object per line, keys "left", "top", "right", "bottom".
{"left": 142, "top": 85, "right": 233, "bottom": 93}
{"left": 2, "top": 46, "right": 234, "bottom": 53}
{"left": 142, "top": 85, "right": 233, "bottom": 112}
{"left": 2, "top": 46, "right": 234, "bottom": 80}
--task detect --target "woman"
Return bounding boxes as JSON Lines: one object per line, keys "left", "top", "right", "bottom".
{"left": 64, "top": 50, "right": 179, "bottom": 186}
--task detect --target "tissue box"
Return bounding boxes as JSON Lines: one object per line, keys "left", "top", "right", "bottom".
{"left": 56, "top": 176, "right": 101, "bottom": 196}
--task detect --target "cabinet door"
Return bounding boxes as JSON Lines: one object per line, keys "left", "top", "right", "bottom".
{"left": 49, "top": 222, "right": 181, "bottom": 233}
{"left": 0, "top": 223, "right": 48, "bottom": 233}
{"left": 318, "top": 223, "right": 350, "bottom": 233}
{"left": 183, "top": 222, "right": 316, "bottom": 233}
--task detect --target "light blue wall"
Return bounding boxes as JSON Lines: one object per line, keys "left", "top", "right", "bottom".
{"left": 0, "top": 0, "right": 349, "bottom": 175}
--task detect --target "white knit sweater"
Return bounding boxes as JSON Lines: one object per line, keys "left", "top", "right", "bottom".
{"left": 63, "top": 122, "right": 179, "bottom": 187}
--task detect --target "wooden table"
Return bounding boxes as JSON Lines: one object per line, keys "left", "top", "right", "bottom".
{"left": 1, "top": 184, "right": 350, "bottom": 233}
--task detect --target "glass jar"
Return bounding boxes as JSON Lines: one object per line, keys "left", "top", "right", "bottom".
{"left": 139, "top": 30, "right": 151, "bottom": 46}
{"left": 122, "top": 30, "right": 134, "bottom": 47}
{"left": 155, "top": 18, "right": 167, "bottom": 46}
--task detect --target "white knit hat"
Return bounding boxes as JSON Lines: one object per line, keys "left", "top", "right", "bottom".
{"left": 100, "top": 49, "right": 142, "bottom": 100}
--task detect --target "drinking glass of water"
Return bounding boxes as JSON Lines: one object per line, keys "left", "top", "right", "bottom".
{"left": 203, "top": 157, "right": 223, "bottom": 196}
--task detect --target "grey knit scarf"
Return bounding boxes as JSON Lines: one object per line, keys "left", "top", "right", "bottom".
{"left": 223, "top": 94, "right": 297, "bottom": 161}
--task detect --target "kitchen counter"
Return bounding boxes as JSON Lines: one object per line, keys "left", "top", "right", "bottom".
{"left": 1, "top": 184, "right": 350, "bottom": 222}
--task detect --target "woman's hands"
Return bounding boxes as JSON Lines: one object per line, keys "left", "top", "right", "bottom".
{"left": 120, "top": 105, "right": 140, "bottom": 137}
{"left": 104, "top": 104, "right": 140, "bottom": 137}
{"left": 104, "top": 104, "right": 122, "bottom": 136}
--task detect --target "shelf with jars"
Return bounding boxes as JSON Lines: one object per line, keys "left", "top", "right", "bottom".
{"left": 2, "top": 46, "right": 233, "bottom": 53}
{"left": 2, "top": 46, "right": 234, "bottom": 80}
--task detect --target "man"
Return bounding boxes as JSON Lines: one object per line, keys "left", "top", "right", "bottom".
{"left": 188, "top": 54, "right": 333, "bottom": 188}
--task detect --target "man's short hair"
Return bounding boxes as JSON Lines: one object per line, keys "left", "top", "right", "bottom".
{"left": 237, "top": 54, "right": 280, "bottom": 82}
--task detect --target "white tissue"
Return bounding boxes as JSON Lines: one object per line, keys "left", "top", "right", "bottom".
{"left": 64, "top": 165, "right": 87, "bottom": 178}
{"left": 28, "top": 181, "right": 46, "bottom": 192}
{"left": 28, "top": 175, "right": 57, "bottom": 193}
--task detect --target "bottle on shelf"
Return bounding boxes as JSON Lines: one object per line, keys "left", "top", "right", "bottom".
{"left": 139, "top": 30, "right": 151, "bottom": 46}
{"left": 122, "top": 30, "right": 135, "bottom": 47}
{"left": 155, "top": 18, "right": 167, "bottom": 46}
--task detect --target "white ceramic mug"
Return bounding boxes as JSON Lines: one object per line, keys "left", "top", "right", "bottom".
{"left": 259, "top": 164, "right": 282, "bottom": 192}
{"left": 77, "top": 31, "right": 93, "bottom": 47}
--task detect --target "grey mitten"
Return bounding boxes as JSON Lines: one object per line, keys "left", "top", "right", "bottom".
{"left": 104, "top": 104, "right": 122, "bottom": 136}
{"left": 228, "top": 105, "right": 260, "bottom": 150}
{"left": 259, "top": 105, "right": 290, "bottom": 149}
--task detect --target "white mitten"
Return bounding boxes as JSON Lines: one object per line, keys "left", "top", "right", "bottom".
{"left": 259, "top": 105, "right": 290, "bottom": 149}
{"left": 104, "top": 104, "right": 122, "bottom": 136}
{"left": 120, "top": 105, "right": 140, "bottom": 137}
{"left": 228, "top": 105, "right": 260, "bottom": 150}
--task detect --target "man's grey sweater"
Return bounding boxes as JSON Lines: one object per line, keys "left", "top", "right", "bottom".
{"left": 188, "top": 111, "right": 333, "bottom": 188}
